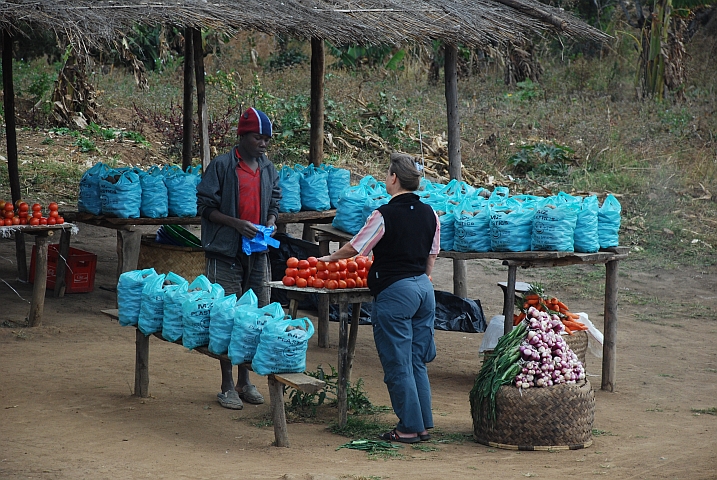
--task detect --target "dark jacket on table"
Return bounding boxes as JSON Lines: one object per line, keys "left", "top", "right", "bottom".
{"left": 196, "top": 147, "right": 281, "bottom": 263}
{"left": 367, "top": 193, "right": 437, "bottom": 297}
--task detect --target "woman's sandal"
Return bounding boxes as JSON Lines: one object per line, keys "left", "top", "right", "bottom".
{"left": 378, "top": 429, "right": 420, "bottom": 444}
{"left": 419, "top": 433, "right": 432, "bottom": 441}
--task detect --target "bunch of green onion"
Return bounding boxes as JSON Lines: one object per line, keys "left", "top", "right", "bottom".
{"left": 469, "top": 320, "right": 527, "bottom": 427}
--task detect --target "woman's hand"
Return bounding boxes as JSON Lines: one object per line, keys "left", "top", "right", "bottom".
{"left": 318, "top": 243, "right": 359, "bottom": 263}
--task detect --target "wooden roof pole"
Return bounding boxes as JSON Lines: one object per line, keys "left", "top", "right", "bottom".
{"left": 309, "top": 37, "right": 325, "bottom": 168}
{"left": 444, "top": 43, "right": 467, "bottom": 299}
{"left": 2, "top": 29, "right": 28, "bottom": 282}
{"left": 444, "top": 43, "right": 461, "bottom": 182}
{"left": 2, "top": 29, "right": 20, "bottom": 203}
{"left": 193, "top": 28, "right": 210, "bottom": 171}
{"left": 182, "top": 26, "right": 194, "bottom": 171}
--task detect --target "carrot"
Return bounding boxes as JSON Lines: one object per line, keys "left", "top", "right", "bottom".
{"left": 563, "top": 324, "right": 574, "bottom": 335}
{"left": 526, "top": 298, "right": 540, "bottom": 306}
{"left": 563, "top": 320, "right": 588, "bottom": 331}
{"left": 513, "top": 312, "right": 526, "bottom": 326}
{"left": 523, "top": 302, "right": 530, "bottom": 309}
{"left": 524, "top": 294, "right": 540, "bottom": 301}
{"left": 556, "top": 300, "right": 569, "bottom": 310}
{"left": 565, "top": 312, "right": 581, "bottom": 320}
{"left": 549, "top": 297, "right": 559, "bottom": 305}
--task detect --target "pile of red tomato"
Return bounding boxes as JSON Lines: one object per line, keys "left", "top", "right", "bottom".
{"left": 0, "top": 200, "right": 65, "bottom": 226}
{"left": 281, "top": 255, "right": 373, "bottom": 290}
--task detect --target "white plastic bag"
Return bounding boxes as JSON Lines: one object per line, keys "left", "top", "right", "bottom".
{"left": 479, "top": 315, "right": 515, "bottom": 353}
{"left": 575, "top": 312, "right": 604, "bottom": 358}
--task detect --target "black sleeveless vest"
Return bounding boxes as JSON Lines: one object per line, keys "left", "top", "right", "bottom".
{"left": 367, "top": 193, "right": 437, "bottom": 297}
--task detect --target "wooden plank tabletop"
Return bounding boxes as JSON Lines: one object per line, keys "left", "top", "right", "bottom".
{"left": 0, "top": 223, "right": 77, "bottom": 238}
{"left": 311, "top": 224, "right": 629, "bottom": 261}
{"left": 267, "top": 280, "right": 370, "bottom": 295}
{"left": 65, "top": 210, "right": 336, "bottom": 227}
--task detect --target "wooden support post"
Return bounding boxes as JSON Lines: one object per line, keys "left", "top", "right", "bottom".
{"left": 14, "top": 234, "right": 27, "bottom": 283}
{"left": 347, "top": 303, "right": 361, "bottom": 382}
{"left": 444, "top": 44, "right": 462, "bottom": 182}
{"left": 502, "top": 264, "right": 517, "bottom": 335}
{"left": 268, "top": 376, "right": 290, "bottom": 447}
{"left": 337, "top": 298, "right": 349, "bottom": 426}
{"left": 317, "top": 295, "right": 330, "bottom": 348}
{"left": 28, "top": 233, "right": 50, "bottom": 327}
{"left": 2, "top": 30, "right": 21, "bottom": 203}
{"left": 453, "top": 259, "right": 467, "bottom": 298}
{"left": 134, "top": 329, "right": 150, "bottom": 397}
{"left": 4, "top": 30, "right": 26, "bottom": 282}
{"left": 116, "top": 228, "right": 142, "bottom": 279}
{"left": 309, "top": 37, "right": 325, "bottom": 168}
{"left": 602, "top": 260, "right": 618, "bottom": 392}
{"left": 193, "top": 28, "right": 210, "bottom": 170}
{"left": 302, "top": 223, "right": 315, "bottom": 242}
{"left": 182, "top": 27, "right": 194, "bottom": 172}
{"left": 53, "top": 228, "right": 71, "bottom": 297}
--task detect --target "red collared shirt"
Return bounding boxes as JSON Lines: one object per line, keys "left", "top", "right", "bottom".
{"left": 235, "top": 149, "right": 261, "bottom": 224}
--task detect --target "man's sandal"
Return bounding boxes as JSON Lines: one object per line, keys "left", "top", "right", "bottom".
{"left": 378, "top": 429, "right": 420, "bottom": 444}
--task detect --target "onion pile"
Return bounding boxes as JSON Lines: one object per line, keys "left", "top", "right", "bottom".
{"left": 514, "top": 306, "right": 585, "bottom": 389}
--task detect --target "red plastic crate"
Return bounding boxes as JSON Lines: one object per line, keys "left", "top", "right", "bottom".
{"left": 29, "top": 244, "right": 97, "bottom": 293}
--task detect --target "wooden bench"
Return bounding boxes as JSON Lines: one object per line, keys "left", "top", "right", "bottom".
{"left": 101, "top": 308, "right": 324, "bottom": 447}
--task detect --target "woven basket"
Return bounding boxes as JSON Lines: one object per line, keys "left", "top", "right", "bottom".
{"left": 472, "top": 379, "right": 595, "bottom": 450}
{"left": 564, "top": 330, "right": 589, "bottom": 366}
{"left": 137, "top": 235, "right": 205, "bottom": 282}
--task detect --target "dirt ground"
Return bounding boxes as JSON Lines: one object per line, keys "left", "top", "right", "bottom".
{"left": 1, "top": 223, "right": 715, "bottom": 480}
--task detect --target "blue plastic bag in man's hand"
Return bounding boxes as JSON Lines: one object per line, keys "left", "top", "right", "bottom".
{"left": 242, "top": 224, "right": 280, "bottom": 255}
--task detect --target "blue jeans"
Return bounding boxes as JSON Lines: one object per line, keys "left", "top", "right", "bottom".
{"left": 372, "top": 275, "right": 436, "bottom": 433}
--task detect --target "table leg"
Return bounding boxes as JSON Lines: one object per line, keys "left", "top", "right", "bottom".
{"left": 135, "top": 329, "right": 150, "bottom": 397}
{"left": 337, "top": 298, "right": 349, "bottom": 427}
{"left": 502, "top": 264, "right": 517, "bottom": 335}
{"left": 14, "top": 232, "right": 27, "bottom": 282}
{"left": 28, "top": 233, "right": 50, "bottom": 327}
{"left": 53, "top": 228, "right": 71, "bottom": 298}
{"left": 602, "top": 260, "right": 619, "bottom": 392}
{"left": 302, "top": 223, "right": 314, "bottom": 241}
{"left": 318, "top": 238, "right": 330, "bottom": 257}
{"left": 268, "top": 376, "right": 290, "bottom": 447}
{"left": 317, "top": 295, "right": 330, "bottom": 348}
{"left": 117, "top": 228, "right": 142, "bottom": 279}
{"left": 453, "top": 258, "right": 467, "bottom": 299}
{"left": 347, "top": 302, "right": 361, "bottom": 382}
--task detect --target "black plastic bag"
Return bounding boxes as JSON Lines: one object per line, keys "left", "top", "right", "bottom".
{"left": 268, "top": 233, "right": 319, "bottom": 310}
{"left": 433, "top": 290, "right": 486, "bottom": 333}
{"left": 328, "top": 290, "right": 486, "bottom": 333}
{"left": 328, "top": 302, "right": 374, "bottom": 325}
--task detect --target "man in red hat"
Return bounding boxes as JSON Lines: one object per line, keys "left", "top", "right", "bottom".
{"left": 197, "top": 107, "right": 281, "bottom": 410}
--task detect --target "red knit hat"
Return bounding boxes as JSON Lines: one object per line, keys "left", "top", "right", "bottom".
{"left": 237, "top": 108, "right": 273, "bottom": 137}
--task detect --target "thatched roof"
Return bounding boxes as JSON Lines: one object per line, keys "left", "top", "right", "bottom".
{"left": 0, "top": 0, "right": 609, "bottom": 49}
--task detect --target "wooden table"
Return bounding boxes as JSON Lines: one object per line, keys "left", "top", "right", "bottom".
{"left": 65, "top": 210, "right": 336, "bottom": 281}
{"left": 311, "top": 223, "right": 629, "bottom": 392}
{"left": 1, "top": 223, "right": 77, "bottom": 326}
{"left": 100, "top": 308, "right": 326, "bottom": 447}
{"left": 267, "top": 281, "right": 373, "bottom": 427}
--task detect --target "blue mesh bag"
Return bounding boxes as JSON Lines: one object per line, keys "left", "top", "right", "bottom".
{"left": 252, "top": 317, "right": 315, "bottom": 375}
{"left": 278, "top": 166, "right": 301, "bottom": 213}
{"left": 78, "top": 162, "right": 109, "bottom": 215}
{"left": 598, "top": 194, "right": 621, "bottom": 248}
{"left": 574, "top": 195, "right": 600, "bottom": 253}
